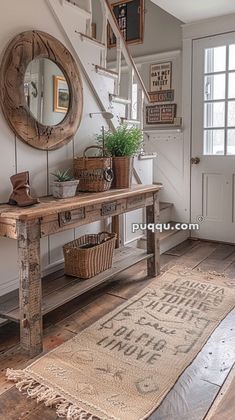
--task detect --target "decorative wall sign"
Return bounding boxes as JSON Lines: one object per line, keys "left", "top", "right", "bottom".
{"left": 150, "top": 61, "right": 172, "bottom": 92}
{"left": 148, "top": 90, "right": 174, "bottom": 103}
{"left": 145, "top": 104, "right": 177, "bottom": 125}
{"left": 108, "top": 0, "right": 144, "bottom": 48}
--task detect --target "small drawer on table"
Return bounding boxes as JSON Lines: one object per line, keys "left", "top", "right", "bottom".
{"left": 101, "top": 200, "right": 126, "bottom": 217}
{"left": 126, "top": 193, "right": 153, "bottom": 210}
{"left": 40, "top": 207, "right": 86, "bottom": 236}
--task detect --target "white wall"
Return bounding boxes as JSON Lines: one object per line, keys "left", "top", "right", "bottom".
{"left": 115, "top": 49, "right": 185, "bottom": 222}
{"left": 141, "top": 50, "right": 186, "bottom": 222}
{"left": 0, "top": 0, "right": 108, "bottom": 297}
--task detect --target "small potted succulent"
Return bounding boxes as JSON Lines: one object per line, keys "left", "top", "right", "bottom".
{"left": 97, "top": 124, "right": 143, "bottom": 188}
{"left": 51, "top": 169, "right": 79, "bottom": 199}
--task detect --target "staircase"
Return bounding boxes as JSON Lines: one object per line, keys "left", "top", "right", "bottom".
{"left": 47, "top": 0, "right": 148, "bottom": 129}
{"left": 136, "top": 201, "right": 188, "bottom": 254}
{"left": 47, "top": 0, "right": 188, "bottom": 252}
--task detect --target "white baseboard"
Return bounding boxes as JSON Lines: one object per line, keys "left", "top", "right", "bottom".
{"left": 42, "top": 259, "right": 65, "bottom": 277}
{"left": 0, "top": 277, "right": 18, "bottom": 296}
{"left": 0, "top": 259, "right": 65, "bottom": 298}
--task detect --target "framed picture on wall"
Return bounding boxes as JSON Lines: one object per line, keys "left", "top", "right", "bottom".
{"left": 108, "top": 0, "right": 144, "bottom": 48}
{"left": 150, "top": 61, "right": 172, "bottom": 92}
{"left": 91, "top": 23, "right": 97, "bottom": 39}
{"left": 53, "top": 76, "right": 69, "bottom": 113}
{"left": 145, "top": 104, "right": 177, "bottom": 125}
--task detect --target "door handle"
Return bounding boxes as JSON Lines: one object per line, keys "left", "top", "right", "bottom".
{"left": 191, "top": 157, "right": 200, "bottom": 165}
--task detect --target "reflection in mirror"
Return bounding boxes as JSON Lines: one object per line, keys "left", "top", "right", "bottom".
{"left": 24, "top": 58, "right": 69, "bottom": 126}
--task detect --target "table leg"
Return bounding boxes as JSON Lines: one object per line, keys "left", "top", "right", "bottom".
{"left": 17, "top": 220, "right": 42, "bottom": 356}
{"left": 112, "top": 215, "right": 121, "bottom": 248}
{"left": 146, "top": 192, "right": 160, "bottom": 276}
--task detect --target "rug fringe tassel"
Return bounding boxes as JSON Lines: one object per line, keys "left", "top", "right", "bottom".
{"left": 6, "top": 369, "right": 97, "bottom": 420}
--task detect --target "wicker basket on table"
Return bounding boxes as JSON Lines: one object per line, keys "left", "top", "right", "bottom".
{"left": 63, "top": 232, "right": 117, "bottom": 279}
{"left": 73, "top": 146, "right": 113, "bottom": 192}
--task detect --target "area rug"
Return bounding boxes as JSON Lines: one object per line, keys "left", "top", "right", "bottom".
{"left": 7, "top": 266, "right": 235, "bottom": 420}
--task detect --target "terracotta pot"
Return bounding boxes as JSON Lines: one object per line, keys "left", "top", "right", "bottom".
{"left": 112, "top": 156, "right": 133, "bottom": 189}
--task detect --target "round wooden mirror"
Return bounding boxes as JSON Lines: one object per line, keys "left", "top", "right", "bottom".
{"left": 0, "top": 30, "right": 83, "bottom": 150}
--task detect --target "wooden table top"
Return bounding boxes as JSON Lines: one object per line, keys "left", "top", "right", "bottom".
{"left": 0, "top": 185, "right": 162, "bottom": 221}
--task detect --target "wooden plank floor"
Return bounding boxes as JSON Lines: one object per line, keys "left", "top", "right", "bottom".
{"left": 0, "top": 239, "right": 235, "bottom": 420}
{"left": 205, "top": 365, "right": 235, "bottom": 420}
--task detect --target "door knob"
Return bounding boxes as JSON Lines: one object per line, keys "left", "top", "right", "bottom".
{"left": 191, "top": 157, "right": 200, "bottom": 164}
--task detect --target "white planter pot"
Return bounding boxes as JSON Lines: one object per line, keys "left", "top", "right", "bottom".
{"left": 52, "top": 180, "right": 80, "bottom": 199}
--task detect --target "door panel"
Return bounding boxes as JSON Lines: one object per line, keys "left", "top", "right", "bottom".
{"left": 191, "top": 33, "right": 235, "bottom": 242}
{"left": 202, "top": 173, "right": 226, "bottom": 221}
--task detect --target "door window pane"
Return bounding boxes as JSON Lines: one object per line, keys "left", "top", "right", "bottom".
{"left": 204, "top": 130, "right": 225, "bottom": 155}
{"left": 204, "top": 102, "right": 225, "bottom": 128}
{"left": 204, "top": 74, "right": 226, "bottom": 100}
{"left": 227, "top": 129, "right": 235, "bottom": 154}
{"left": 228, "top": 72, "right": 235, "bottom": 98}
{"left": 203, "top": 43, "right": 235, "bottom": 156}
{"left": 229, "top": 44, "right": 235, "bottom": 70}
{"left": 228, "top": 101, "right": 235, "bottom": 126}
{"left": 205, "top": 46, "right": 226, "bottom": 73}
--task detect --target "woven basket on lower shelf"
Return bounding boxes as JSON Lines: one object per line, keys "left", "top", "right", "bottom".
{"left": 63, "top": 232, "right": 117, "bottom": 279}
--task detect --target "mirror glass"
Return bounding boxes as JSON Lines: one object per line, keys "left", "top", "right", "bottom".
{"left": 24, "top": 58, "right": 70, "bottom": 126}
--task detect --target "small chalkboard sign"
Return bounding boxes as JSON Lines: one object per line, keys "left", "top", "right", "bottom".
{"left": 145, "top": 104, "right": 177, "bottom": 125}
{"left": 108, "top": 0, "right": 144, "bottom": 48}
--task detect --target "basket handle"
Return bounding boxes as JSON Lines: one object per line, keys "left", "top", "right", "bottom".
{"left": 97, "top": 231, "right": 116, "bottom": 244}
{"left": 83, "top": 146, "right": 111, "bottom": 158}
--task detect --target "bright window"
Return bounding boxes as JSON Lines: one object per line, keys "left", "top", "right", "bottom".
{"left": 204, "top": 45, "right": 235, "bottom": 155}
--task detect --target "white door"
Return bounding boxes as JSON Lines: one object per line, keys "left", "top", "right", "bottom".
{"left": 191, "top": 33, "right": 235, "bottom": 242}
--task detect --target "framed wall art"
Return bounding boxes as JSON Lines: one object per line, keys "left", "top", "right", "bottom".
{"left": 108, "top": 0, "right": 144, "bottom": 48}
{"left": 53, "top": 76, "right": 70, "bottom": 113}
{"left": 150, "top": 61, "right": 172, "bottom": 92}
{"left": 91, "top": 23, "right": 97, "bottom": 39}
{"left": 145, "top": 104, "right": 177, "bottom": 125}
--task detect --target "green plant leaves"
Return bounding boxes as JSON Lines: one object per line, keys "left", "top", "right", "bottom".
{"left": 97, "top": 124, "right": 143, "bottom": 157}
{"left": 51, "top": 169, "right": 74, "bottom": 182}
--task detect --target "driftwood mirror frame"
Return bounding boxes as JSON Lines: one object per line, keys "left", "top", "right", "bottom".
{"left": 0, "top": 30, "right": 83, "bottom": 151}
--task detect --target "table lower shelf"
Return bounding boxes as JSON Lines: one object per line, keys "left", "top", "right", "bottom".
{"left": 0, "top": 247, "right": 153, "bottom": 323}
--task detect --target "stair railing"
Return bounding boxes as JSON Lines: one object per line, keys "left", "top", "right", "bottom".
{"left": 99, "top": 0, "right": 150, "bottom": 110}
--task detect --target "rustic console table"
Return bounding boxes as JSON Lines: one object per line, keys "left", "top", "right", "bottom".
{"left": 0, "top": 185, "right": 161, "bottom": 356}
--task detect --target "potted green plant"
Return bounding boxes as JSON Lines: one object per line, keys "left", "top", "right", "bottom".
{"left": 51, "top": 169, "right": 79, "bottom": 199}
{"left": 97, "top": 124, "right": 143, "bottom": 188}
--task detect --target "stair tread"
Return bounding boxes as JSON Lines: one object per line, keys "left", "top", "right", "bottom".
{"left": 159, "top": 222, "right": 181, "bottom": 241}
{"left": 121, "top": 118, "right": 141, "bottom": 124}
{"left": 95, "top": 65, "right": 119, "bottom": 78}
{"left": 160, "top": 201, "right": 173, "bottom": 211}
{"left": 65, "top": 1, "right": 92, "bottom": 17}
{"left": 109, "top": 94, "right": 128, "bottom": 99}
{"left": 139, "top": 222, "right": 185, "bottom": 242}
{"left": 76, "top": 31, "right": 105, "bottom": 48}
{"left": 109, "top": 94, "right": 131, "bottom": 104}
